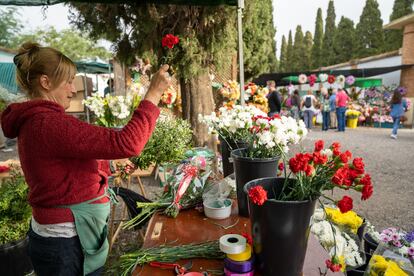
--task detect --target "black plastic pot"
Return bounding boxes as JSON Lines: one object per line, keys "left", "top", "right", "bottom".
{"left": 363, "top": 233, "right": 379, "bottom": 256}
{"left": 232, "top": 149, "right": 279, "bottom": 217}
{"left": 346, "top": 253, "right": 372, "bottom": 276}
{"left": 244, "top": 177, "right": 317, "bottom": 276}
{"left": 219, "top": 137, "right": 248, "bottom": 178}
{"left": 0, "top": 236, "right": 33, "bottom": 276}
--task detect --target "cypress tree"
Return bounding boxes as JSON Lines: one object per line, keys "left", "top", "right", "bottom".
{"left": 333, "top": 16, "right": 356, "bottom": 64}
{"left": 384, "top": 0, "right": 414, "bottom": 51}
{"left": 286, "top": 30, "right": 294, "bottom": 72}
{"left": 304, "top": 31, "right": 313, "bottom": 71}
{"left": 311, "top": 8, "right": 324, "bottom": 69}
{"left": 321, "top": 0, "right": 336, "bottom": 66}
{"left": 279, "top": 35, "right": 288, "bottom": 72}
{"left": 356, "top": 0, "right": 385, "bottom": 58}
{"left": 292, "top": 25, "right": 305, "bottom": 72}
{"left": 243, "top": 0, "right": 278, "bottom": 79}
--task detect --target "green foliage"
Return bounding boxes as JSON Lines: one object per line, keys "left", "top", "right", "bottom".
{"left": 0, "top": 7, "right": 23, "bottom": 48}
{"left": 356, "top": 0, "right": 385, "bottom": 58}
{"left": 0, "top": 167, "right": 31, "bottom": 245}
{"left": 243, "top": 0, "right": 278, "bottom": 79}
{"left": 130, "top": 116, "right": 193, "bottom": 170}
{"left": 14, "top": 27, "right": 111, "bottom": 61}
{"left": 69, "top": 4, "right": 236, "bottom": 81}
{"left": 303, "top": 31, "right": 313, "bottom": 71}
{"left": 292, "top": 25, "right": 305, "bottom": 72}
{"left": 286, "top": 30, "right": 294, "bottom": 72}
{"left": 334, "top": 16, "right": 356, "bottom": 64}
{"left": 384, "top": 0, "right": 414, "bottom": 52}
{"left": 279, "top": 35, "right": 288, "bottom": 72}
{"left": 311, "top": 8, "right": 324, "bottom": 69}
{"left": 321, "top": 0, "right": 336, "bottom": 66}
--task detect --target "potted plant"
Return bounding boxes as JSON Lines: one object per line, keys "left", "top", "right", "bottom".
{"left": 0, "top": 165, "right": 33, "bottom": 275}
{"left": 198, "top": 104, "right": 266, "bottom": 177}
{"left": 231, "top": 114, "right": 307, "bottom": 216}
{"left": 244, "top": 140, "right": 374, "bottom": 275}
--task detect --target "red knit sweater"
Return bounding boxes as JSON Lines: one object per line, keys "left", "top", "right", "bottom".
{"left": 1, "top": 99, "right": 159, "bottom": 224}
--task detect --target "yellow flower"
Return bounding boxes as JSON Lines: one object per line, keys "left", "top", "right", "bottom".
{"left": 325, "top": 207, "right": 363, "bottom": 234}
{"left": 368, "top": 255, "right": 408, "bottom": 276}
{"left": 338, "top": 255, "right": 346, "bottom": 272}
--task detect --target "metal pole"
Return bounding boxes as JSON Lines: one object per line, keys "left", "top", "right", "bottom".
{"left": 237, "top": 0, "right": 245, "bottom": 105}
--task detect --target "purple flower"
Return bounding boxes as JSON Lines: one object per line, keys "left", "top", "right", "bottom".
{"left": 404, "top": 231, "right": 414, "bottom": 243}
{"left": 393, "top": 240, "right": 402, "bottom": 248}
{"left": 408, "top": 247, "right": 414, "bottom": 256}
{"left": 383, "top": 229, "right": 391, "bottom": 235}
{"left": 397, "top": 87, "right": 407, "bottom": 95}
{"left": 392, "top": 234, "right": 400, "bottom": 242}
{"left": 346, "top": 75, "right": 355, "bottom": 86}
{"left": 380, "top": 234, "right": 391, "bottom": 243}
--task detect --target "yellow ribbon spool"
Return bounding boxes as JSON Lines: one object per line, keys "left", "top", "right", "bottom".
{"left": 227, "top": 244, "right": 252, "bottom": 262}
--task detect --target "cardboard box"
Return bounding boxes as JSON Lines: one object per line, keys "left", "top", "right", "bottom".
{"left": 74, "top": 75, "right": 93, "bottom": 95}
{"left": 66, "top": 90, "right": 87, "bottom": 113}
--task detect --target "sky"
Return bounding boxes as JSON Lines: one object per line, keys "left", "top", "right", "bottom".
{"left": 2, "top": 0, "right": 396, "bottom": 55}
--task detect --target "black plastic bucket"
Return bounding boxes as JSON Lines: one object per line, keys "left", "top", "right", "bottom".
{"left": 244, "top": 177, "right": 317, "bottom": 276}
{"left": 219, "top": 138, "right": 248, "bottom": 178}
{"left": 231, "top": 148, "right": 279, "bottom": 217}
{"left": 0, "top": 236, "right": 33, "bottom": 276}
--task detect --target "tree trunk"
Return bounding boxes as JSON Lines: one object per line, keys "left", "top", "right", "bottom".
{"left": 180, "top": 71, "right": 215, "bottom": 147}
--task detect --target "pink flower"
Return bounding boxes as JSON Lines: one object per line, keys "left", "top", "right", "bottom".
{"left": 391, "top": 234, "right": 400, "bottom": 242}
{"left": 393, "top": 240, "right": 402, "bottom": 248}
{"left": 408, "top": 247, "right": 414, "bottom": 256}
{"left": 380, "top": 234, "right": 391, "bottom": 243}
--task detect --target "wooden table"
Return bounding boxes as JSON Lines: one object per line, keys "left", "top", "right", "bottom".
{"left": 134, "top": 207, "right": 338, "bottom": 276}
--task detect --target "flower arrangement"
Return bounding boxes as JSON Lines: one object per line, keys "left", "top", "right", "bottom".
{"left": 368, "top": 255, "right": 410, "bottom": 275}
{"left": 298, "top": 74, "right": 307, "bottom": 84}
{"left": 160, "top": 85, "right": 177, "bottom": 108}
{"left": 346, "top": 75, "right": 355, "bottom": 86}
{"left": 311, "top": 208, "right": 365, "bottom": 271}
{"left": 345, "top": 109, "right": 361, "bottom": 119}
{"left": 328, "top": 75, "right": 336, "bottom": 84}
{"left": 247, "top": 115, "right": 307, "bottom": 158}
{"left": 324, "top": 207, "right": 363, "bottom": 234}
{"left": 336, "top": 75, "right": 345, "bottom": 85}
{"left": 198, "top": 105, "right": 266, "bottom": 145}
{"left": 83, "top": 92, "right": 140, "bottom": 128}
{"left": 308, "top": 74, "right": 317, "bottom": 87}
{"left": 130, "top": 114, "right": 192, "bottom": 170}
{"left": 319, "top": 74, "right": 328, "bottom": 83}
{"left": 379, "top": 228, "right": 414, "bottom": 259}
{"left": 219, "top": 80, "right": 240, "bottom": 101}
{"left": 251, "top": 87, "right": 269, "bottom": 113}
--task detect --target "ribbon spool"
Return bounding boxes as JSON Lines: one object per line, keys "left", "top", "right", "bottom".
{"left": 219, "top": 234, "right": 246, "bottom": 255}
{"left": 224, "top": 256, "right": 254, "bottom": 273}
{"left": 224, "top": 267, "right": 254, "bottom": 276}
{"left": 227, "top": 244, "right": 252, "bottom": 262}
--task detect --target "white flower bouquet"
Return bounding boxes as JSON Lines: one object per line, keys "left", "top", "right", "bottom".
{"left": 83, "top": 92, "right": 141, "bottom": 128}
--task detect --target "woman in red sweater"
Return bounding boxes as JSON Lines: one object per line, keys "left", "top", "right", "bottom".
{"left": 1, "top": 42, "right": 170, "bottom": 276}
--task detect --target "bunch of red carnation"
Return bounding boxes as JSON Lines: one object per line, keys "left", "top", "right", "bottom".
{"left": 285, "top": 140, "right": 373, "bottom": 213}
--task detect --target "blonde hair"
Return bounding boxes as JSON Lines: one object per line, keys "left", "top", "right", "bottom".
{"left": 14, "top": 42, "right": 76, "bottom": 98}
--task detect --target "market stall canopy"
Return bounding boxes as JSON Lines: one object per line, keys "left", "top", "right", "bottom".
{"left": 254, "top": 64, "right": 414, "bottom": 86}
{"left": 75, "top": 61, "right": 112, "bottom": 75}
{"left": 345, "top": 78, "right": 382, "bottom": 88}
{"left": 0, "top": 0, "right": 237, "bottom": 5}
{"left": 0, "top": 63, "right": 18, "bottom": 93}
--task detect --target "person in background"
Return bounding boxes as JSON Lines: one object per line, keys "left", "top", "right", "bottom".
{"left": 1, "top": 42, "right": 170, "bottom": 276}
{"left": 321, "top": 91, "right": 331, "bottom": 131}
{"left": 389, "top": 91, "right": 407, "bottom": 139}
{"left": 329, "top": 89, "right": 337, "bottom": 129}
{"left": 266, "top": 80, "right": 281, "bottom": 116}
{"left": 301, "top": 89, "right": 317, "bottom": 130}
{"left": 335, "top": 89, "right": 350, "bottom": 132}
{"left": 290, "top": 90, "right": 301, "bottom": 120}
{"left": 103, "top": 78, "right": 114, "bottom": 96}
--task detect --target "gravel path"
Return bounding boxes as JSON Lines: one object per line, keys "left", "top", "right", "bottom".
{"left": 299, "top": 126, "right": 414, "bottom": 232}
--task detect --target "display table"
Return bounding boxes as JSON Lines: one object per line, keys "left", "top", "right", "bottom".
{"left": 133, "top": 207, "right": 339, "bottom": 276}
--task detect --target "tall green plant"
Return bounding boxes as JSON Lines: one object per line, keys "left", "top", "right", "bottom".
{"left": 384, "top": 0, "right": 414, "bottom": 51}
{"left": 356, "top": 0, "right": 385, "bottom": 58}
{"left": 279, "top": 35, "right": 288, "bottom": 72}
{"left": 334, "top": 17, "right": 356, "bottom": 64}
{"left": 292, "top": 25, "right": 305, "bottom": 72}
{"left": 321, "top": 0, "right": 336, "bottom": 66}
{"left": 286, "top": 30, "right": 294, "bottom": 72}
{"left": 312, "top": 8, "right": 324, "bottom": 69}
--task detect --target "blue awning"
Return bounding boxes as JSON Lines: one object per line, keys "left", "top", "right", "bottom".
{"left": 0, "top": 63, "right": 18, "bottom": 94}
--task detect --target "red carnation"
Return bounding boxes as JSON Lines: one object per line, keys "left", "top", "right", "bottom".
{"left": 352, "top": 157, "right": 365, "bottom": 174}
{"left": 0, "top": 165, "right": 10, "bottom": 173}
{"left": 314, "top": 140, "right": 324, "bottom": 152}
{"left": 328, "top": 75, "right": 336, "bottom": 84}
{"left": 278, "top": 162, "right": 284, "bottom": 172}
{"left": 339, "top": 151, "right": 352, "bottom": 164}
{"left": 359, "top": 174, "right": 372, "bottom": 186}
{"left": 337, "top": 196, "right": 353, "bottom": 213}
{"left": 348, "top": 169, "right": 360, "bottom": 181}
{"left": 305, "top": 165, "right": 315, "bottom": 176}
{"left": 326, "top": 259, "right": 342, "bottom": 272}
{"left": 361, "top": 183, "right": 373, "bottom": 200}
{"left": 248, "top": 186, "right": 268, "bottom": 206}
{"left": 313, "top": 152, "right": 327, "bottom": 165}
{"left": 331, "top": 142, "right": 341, "bottom": 156}
{"left": 162, "top": 34, "right": 179, "bottom": 49}
{"left": 289, "top": 157, "right": 301, "bottom": 173}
